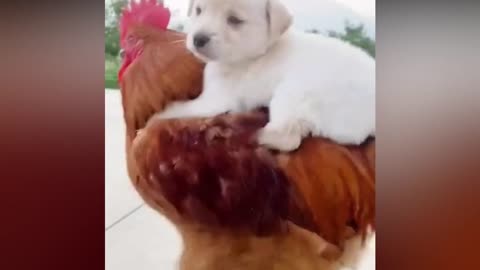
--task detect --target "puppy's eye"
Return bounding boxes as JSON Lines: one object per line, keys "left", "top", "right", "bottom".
{"left": 227, "top": 15, "right": 244, "bottom": 26}
{"left": 196, "top": 7, "right": 202, "bottom": 16}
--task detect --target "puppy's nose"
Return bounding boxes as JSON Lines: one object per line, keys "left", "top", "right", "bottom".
{"left": 193, "top": 34, "right": 210, "bottom": 48}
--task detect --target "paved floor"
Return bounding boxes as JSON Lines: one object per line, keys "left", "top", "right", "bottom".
{"left": 105, "top": 90, "right": 182, "bottom": 270}
{"left": 105, "top": 90, "right": 375, "bottom": 270}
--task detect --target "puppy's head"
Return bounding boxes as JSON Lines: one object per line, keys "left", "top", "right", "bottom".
{"left": 186, "top": 0, "right": 292, "bottom": 64}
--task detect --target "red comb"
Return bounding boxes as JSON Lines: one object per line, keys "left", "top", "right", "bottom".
{"left": 120, "top": 0, "right": 171, "bottom": 43}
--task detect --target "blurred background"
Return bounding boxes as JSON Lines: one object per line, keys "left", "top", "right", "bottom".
{"left": 105, "top": 0, "right": 375, "bottom": 89}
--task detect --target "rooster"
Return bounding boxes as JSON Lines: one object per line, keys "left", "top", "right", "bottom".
{"left": 118, "top": 1, "right": 375, "bottom": 269}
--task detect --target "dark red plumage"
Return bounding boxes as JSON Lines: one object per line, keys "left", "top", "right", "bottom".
{"left": 135, "top": 111, "right": 295, "bottom": 235}
{"left": 134, "top": 110, "right": 374, "bottom": 246}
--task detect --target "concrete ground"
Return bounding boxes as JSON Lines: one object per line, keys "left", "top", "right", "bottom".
{"left": 105, "top": 90, "right": 375, "bottom": 270}
{"left": 105, "top": 90, "right": 182, "bottom": 270}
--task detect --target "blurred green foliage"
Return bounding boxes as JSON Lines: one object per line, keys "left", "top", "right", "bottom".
{"left": 105, "top": 0, "right": 127, "bottom": 88}
{"left": 105, "top": 0, "right": 127, "bottom": 57}
{"left": 308, "top": 21, "right": 375, "bottom": 58}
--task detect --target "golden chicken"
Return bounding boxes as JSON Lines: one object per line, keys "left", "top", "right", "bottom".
{"left": 118, "top": 1, "right": 375, "bottom": 269}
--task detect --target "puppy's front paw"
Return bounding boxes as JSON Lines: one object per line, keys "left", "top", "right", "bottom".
{"left": 257, "top": 126, "right": 302, "bottom": 152}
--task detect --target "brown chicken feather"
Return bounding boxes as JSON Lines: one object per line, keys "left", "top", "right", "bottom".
{"left": 278, "top": 137, "right": 375, "bottom": 246}
{"left": 120, "top": 25, "right": 204, "bottom": 189}
{"left": 133, "top": 110, "right": 374, "bottom": 247}
{"left": 118, "top": 1, "right": 374, "bottom": 268}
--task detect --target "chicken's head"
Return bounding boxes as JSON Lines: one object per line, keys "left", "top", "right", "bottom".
{"left": 118, "top": 0, "right": 171, "bottom": 82}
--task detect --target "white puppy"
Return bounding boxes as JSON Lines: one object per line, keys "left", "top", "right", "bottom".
{"left": 155, "top": 0, "right": 375, "bottom": 151}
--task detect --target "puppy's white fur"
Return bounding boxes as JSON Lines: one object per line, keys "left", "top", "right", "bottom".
{"left": 156, "top": 0, "right": 375, "bottom": 151}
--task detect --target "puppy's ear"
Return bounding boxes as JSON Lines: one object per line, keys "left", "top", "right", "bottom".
{"left": 266, "top": 0, "right": 293, "bottom": 44}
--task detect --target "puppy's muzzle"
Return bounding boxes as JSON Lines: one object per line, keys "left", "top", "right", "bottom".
{"left": 193, "top": 33, "right": 211, "bottom": 49}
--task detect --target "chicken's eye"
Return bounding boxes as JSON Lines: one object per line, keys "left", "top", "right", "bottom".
{"left": 227, "top": 15, "right": 244, "bottom": 26}
{"left": 196, "top": 7, "right": 202, "bottom": 16}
